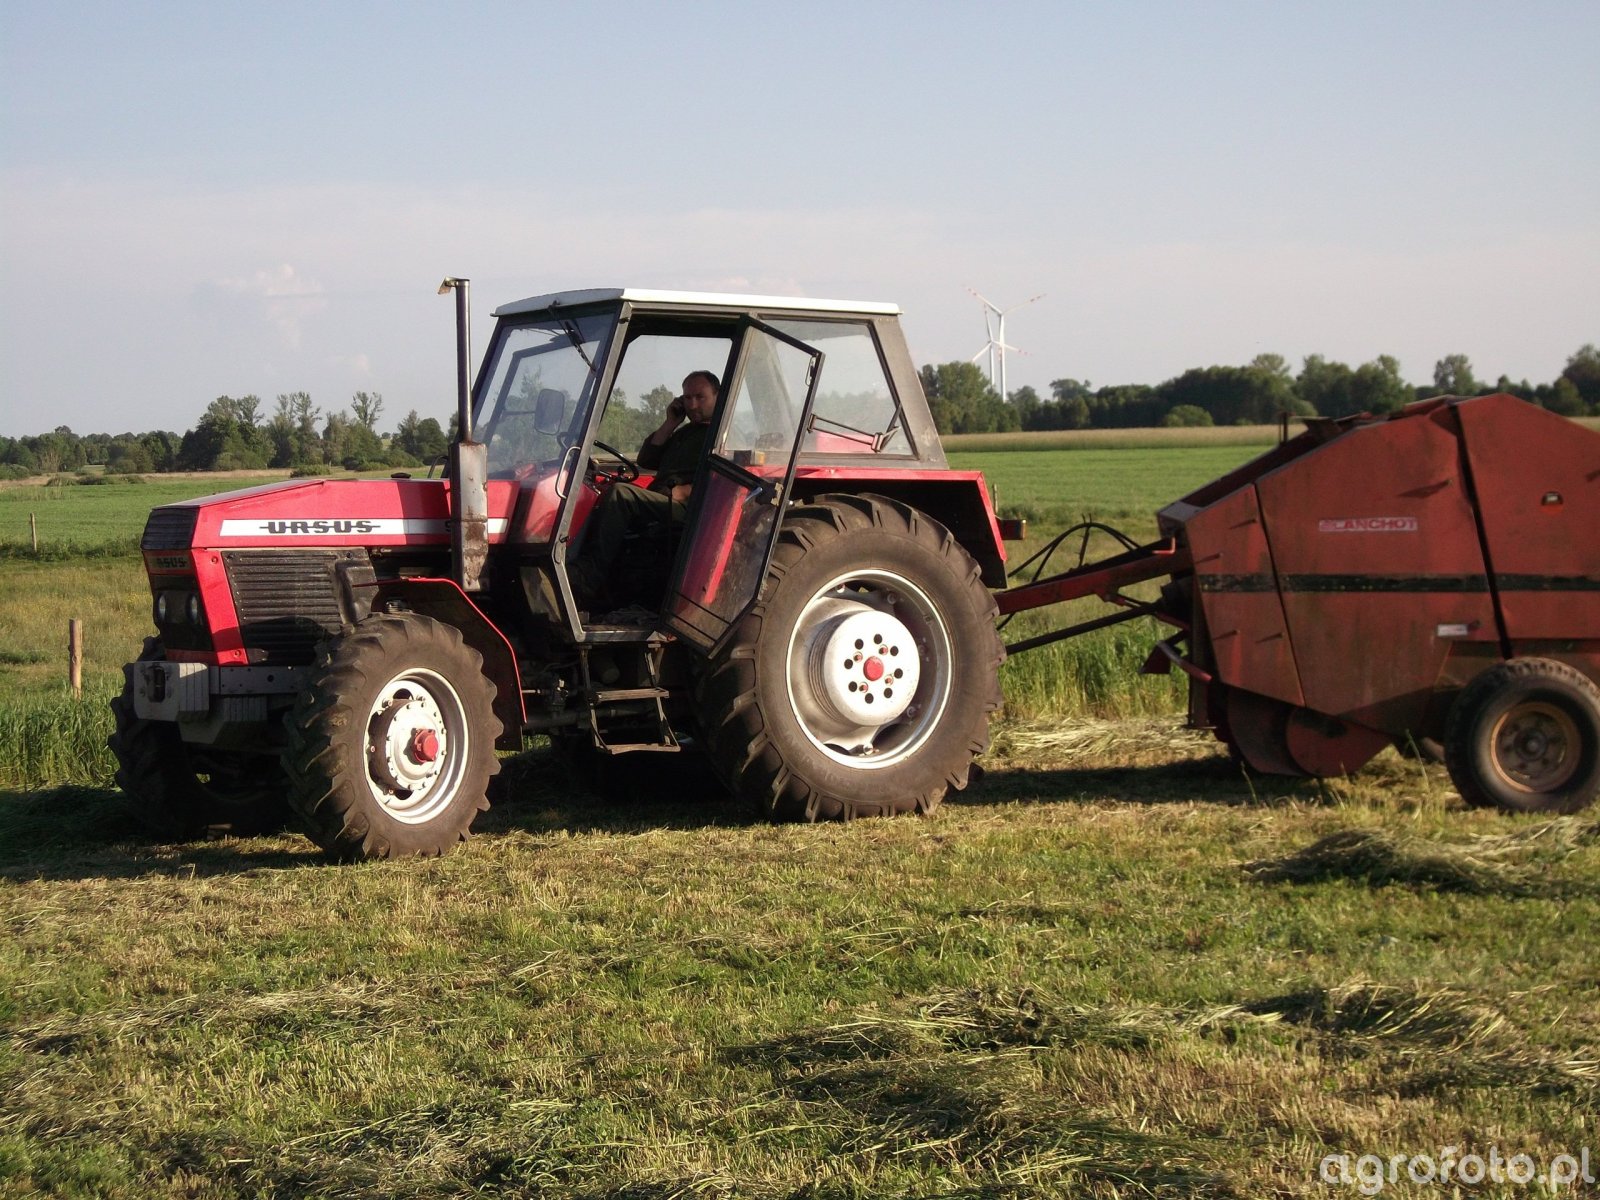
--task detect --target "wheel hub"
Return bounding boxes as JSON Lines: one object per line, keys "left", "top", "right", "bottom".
{"left": 369, "top": 691, "right": 448, "bottom": 795}
{"left": 795, "top": 599, "right": 922, "bottom": 744}
{"left": 410, "top": 728, "right": 440, "bottom": 763}
{"left": 1492, "top": 702, "right": 1576, "bottom": 792}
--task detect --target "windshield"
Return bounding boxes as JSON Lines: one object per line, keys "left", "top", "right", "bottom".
{"left": 472, "top": 309, "right": 616, "bottom": 477}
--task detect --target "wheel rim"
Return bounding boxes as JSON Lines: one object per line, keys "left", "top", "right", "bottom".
{"left": 364, "top": 667, "right": 471, "bottom": 824}
{"left": 785, "top": 568, "right": 952, "bottom": 769}
{"left": 1489, "top": 700, "right": 1580, "bottom": 794}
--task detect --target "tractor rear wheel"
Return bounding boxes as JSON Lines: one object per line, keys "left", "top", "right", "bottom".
{"left": 109, "top": 637, "right": 292, "bottom": 838}
{"left": 1443, "top": 657, "right": 1600, "bottom": 814}
{"left": 697, "top": 494, "right": 1003, "bottom": 821}
{"left": 283, "top": 613, "right": 501, "bottom": 859}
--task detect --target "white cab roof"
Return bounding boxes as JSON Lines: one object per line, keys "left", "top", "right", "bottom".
{"left": 493, "top": 287, "right": 901, "bottom": 318}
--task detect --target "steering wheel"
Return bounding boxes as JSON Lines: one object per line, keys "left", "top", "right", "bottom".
{"left": 588, "top": 440, "right": 640, "bottom": 485}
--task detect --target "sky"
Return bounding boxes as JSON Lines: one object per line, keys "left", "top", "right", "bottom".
{"left": 2, "top": 0, "right": 1596, "bottom": 438}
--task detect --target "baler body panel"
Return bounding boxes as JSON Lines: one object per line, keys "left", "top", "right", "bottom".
{"left": 1455, "top": 394, "right": 1600, "bottom": 644}
{"left": 1252, "top": 402, "right": 1498, "bottom": 732}
{"left": 1186, "top": 485, "right": 1304, "bottom": 708}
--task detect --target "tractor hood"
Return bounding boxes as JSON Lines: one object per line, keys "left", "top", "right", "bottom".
{"left": 139, "top": 476, "right": 522, "bottom": 552}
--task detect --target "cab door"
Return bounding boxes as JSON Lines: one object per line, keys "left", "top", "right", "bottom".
{"left": 662, "top": 321, "right": 823, "bottom": 653}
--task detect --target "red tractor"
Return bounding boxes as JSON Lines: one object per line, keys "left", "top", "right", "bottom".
{"left": 113, "top": 285, "right": 1008, "bottom": 858}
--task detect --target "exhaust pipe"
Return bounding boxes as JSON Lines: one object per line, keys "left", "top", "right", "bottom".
{"left": 438, "top": 278, "right": 488, "bottom": 592}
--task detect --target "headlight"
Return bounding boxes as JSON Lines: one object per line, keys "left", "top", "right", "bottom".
{"left": 186, "top": 593, "right": 202, "bottom": 624}
{"left": 155, "top": 593, "right": 169, "bottom": 623}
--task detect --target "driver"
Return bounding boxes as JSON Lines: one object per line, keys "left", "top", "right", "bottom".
{"left": 569, "top": 370, "right": 719, "bottom": 612}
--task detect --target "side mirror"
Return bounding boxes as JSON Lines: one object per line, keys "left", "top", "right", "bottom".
{"left": 535, "top": 388, "right": 568, "bottom": 434}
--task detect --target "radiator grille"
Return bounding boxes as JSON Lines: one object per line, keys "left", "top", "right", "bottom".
{"left": 141, "top": 506, "right": 199, "bottom": 550}
{"left": 224, "top": 550, "right": 368, "bottom": 663}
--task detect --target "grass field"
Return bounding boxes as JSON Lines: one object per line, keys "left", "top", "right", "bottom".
{"left": 948, "top": 444, "right": 1258, "bottom": 535}
{"left": 941, "top": 424, "right": 1284, "bottom": 453}
{"left": 2, "top": 441, "right": 1595, "bottom": 1198}
{"left": 0, "top": 473, "right": 300, "bottom": 557}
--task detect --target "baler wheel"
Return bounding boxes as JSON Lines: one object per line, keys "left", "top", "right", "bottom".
{"left": 109, "top": 637, "right": 292, "bottom": 838}
{"left": 1444, "top": 658, "right": 1600, "bottom": 814}
{"left": 283, "top": 614, "right": 501, "bottom": 859}
{"left": 696, "top": 493, "right": 1003, "bottom": 822}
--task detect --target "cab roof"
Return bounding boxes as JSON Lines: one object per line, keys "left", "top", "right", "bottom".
{"left": 492, "top": 287, "right": 902, "bottom": 319}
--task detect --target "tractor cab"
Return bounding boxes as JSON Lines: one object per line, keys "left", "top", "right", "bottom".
{"left": 466, "top": 289, "right": 943, "bottom": 651}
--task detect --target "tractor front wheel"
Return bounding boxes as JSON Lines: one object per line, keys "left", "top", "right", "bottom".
{"left": 697, "top": 494, "right": 1003, "bottom": 821}
{"left": 109, "top": 638, "right": 292, "bottom": 838}
{"left": 1443, "top": 658, "right": 1600, "bottom": 814}
{"left": 283, "top": 614, "right": 501, "bottom": 859}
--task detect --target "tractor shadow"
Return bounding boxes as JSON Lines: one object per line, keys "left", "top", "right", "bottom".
{"left": 0, "top": 750, "right": 748, "bottom": 883}
{"left": 0, "top": 784, "right": 322, "bottom": 882}
{"left": 479, "top": 743, "right": 758, "bottom": 838}
{"left": 951, "top": 753, "right": 1331, "bottom": 811}
{"left": 0, "top": 740, "right": 1376, "bottom": 882}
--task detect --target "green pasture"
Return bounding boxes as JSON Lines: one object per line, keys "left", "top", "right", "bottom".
{"left": 0, "top": 475, "right": 292, "bottom": 557}
{"left": 950, "top": 444, "right": 1261, "bottom": 536}
{"left": 2, "top": 441, "right": 1595, "bottom": 1198}
{"left": 942, "top": 423, "right": 1283, "bottom": 453}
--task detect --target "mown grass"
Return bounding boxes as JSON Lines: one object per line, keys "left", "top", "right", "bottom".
{"left": 2, "top": 738, "right": 1595, "bottom": 1197}
{"left": 3, "top": 441, "right": 1596, "bottom": 1196}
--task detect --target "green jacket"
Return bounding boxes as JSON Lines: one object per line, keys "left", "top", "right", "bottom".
{"left": 638, "top": 422, "right": 709, "bottom": 495}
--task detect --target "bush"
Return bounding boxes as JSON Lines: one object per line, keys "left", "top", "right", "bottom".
{"left": 0, "top": 464, "right": 35, "bottom": 481}
{"left": 289, "top": 463, "right": 336, "bottom": 478}
{"left": 1162, "top": 404, "right": 1214, "bottom": 428}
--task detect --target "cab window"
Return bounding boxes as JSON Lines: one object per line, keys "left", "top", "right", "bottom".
{"left": 769, "top": 319, "right": 904, "bottom": 455}
{"left": 602, "top": 331, "right": 734, "bottom": 450}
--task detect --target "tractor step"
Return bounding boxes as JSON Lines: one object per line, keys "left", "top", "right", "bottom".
{"left": 583, "top": 643, "right": 679, "bottom": 753}
{"left": 592, "top": 686, "right": 670, "bottom": 703}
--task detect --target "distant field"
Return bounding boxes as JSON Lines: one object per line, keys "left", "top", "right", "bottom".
{"left": 0, "top": 474, "right": 295, "bottom": 555}
{"left": 950, "top": 444, "right": 1260, "bottom": 538}
{"left": 946, "top": 412, "right": 1600, "bottom": 453}
{"left": 943, "top": 423, "right": 1283, "bottom": 452}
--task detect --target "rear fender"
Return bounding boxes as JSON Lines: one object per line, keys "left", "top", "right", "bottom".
{"left": 789, "top": 474, "right": 1007, "bottom": 587}
{"left": 367, "top": 578, "right": 525, "bottom": 750}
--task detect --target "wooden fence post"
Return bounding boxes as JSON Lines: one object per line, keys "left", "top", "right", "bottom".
{"left": 31, "top": 512, "right": 38, "bottom": 553}
{"left": 69, "top": 619, "right": 83, "bottom": 699}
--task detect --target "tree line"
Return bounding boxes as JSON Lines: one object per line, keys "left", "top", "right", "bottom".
{"left": 4, "top": 344, "right": 1596, "bottom": 478}
{"left": 0, "top": 392, "right": 453, "bottom": 479}
{"left": 922, "top": 344, "right": 1600, "bottom": 434}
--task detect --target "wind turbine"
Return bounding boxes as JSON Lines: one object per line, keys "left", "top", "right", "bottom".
{"left": 969, "top": 288, "right": 1044, "bottom": 402}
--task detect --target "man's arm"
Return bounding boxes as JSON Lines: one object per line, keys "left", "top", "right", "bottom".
{"left": 638, "top": 396, "right": 686, "bottom": 468}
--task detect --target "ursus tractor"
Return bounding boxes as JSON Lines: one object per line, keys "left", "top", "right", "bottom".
{"left": 114, "top": 285, "right": 1008, "bottom": 857}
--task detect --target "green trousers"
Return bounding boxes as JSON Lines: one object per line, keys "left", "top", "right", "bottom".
{"left": 569, "top": 482, "right": 686, "bottom": 611}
